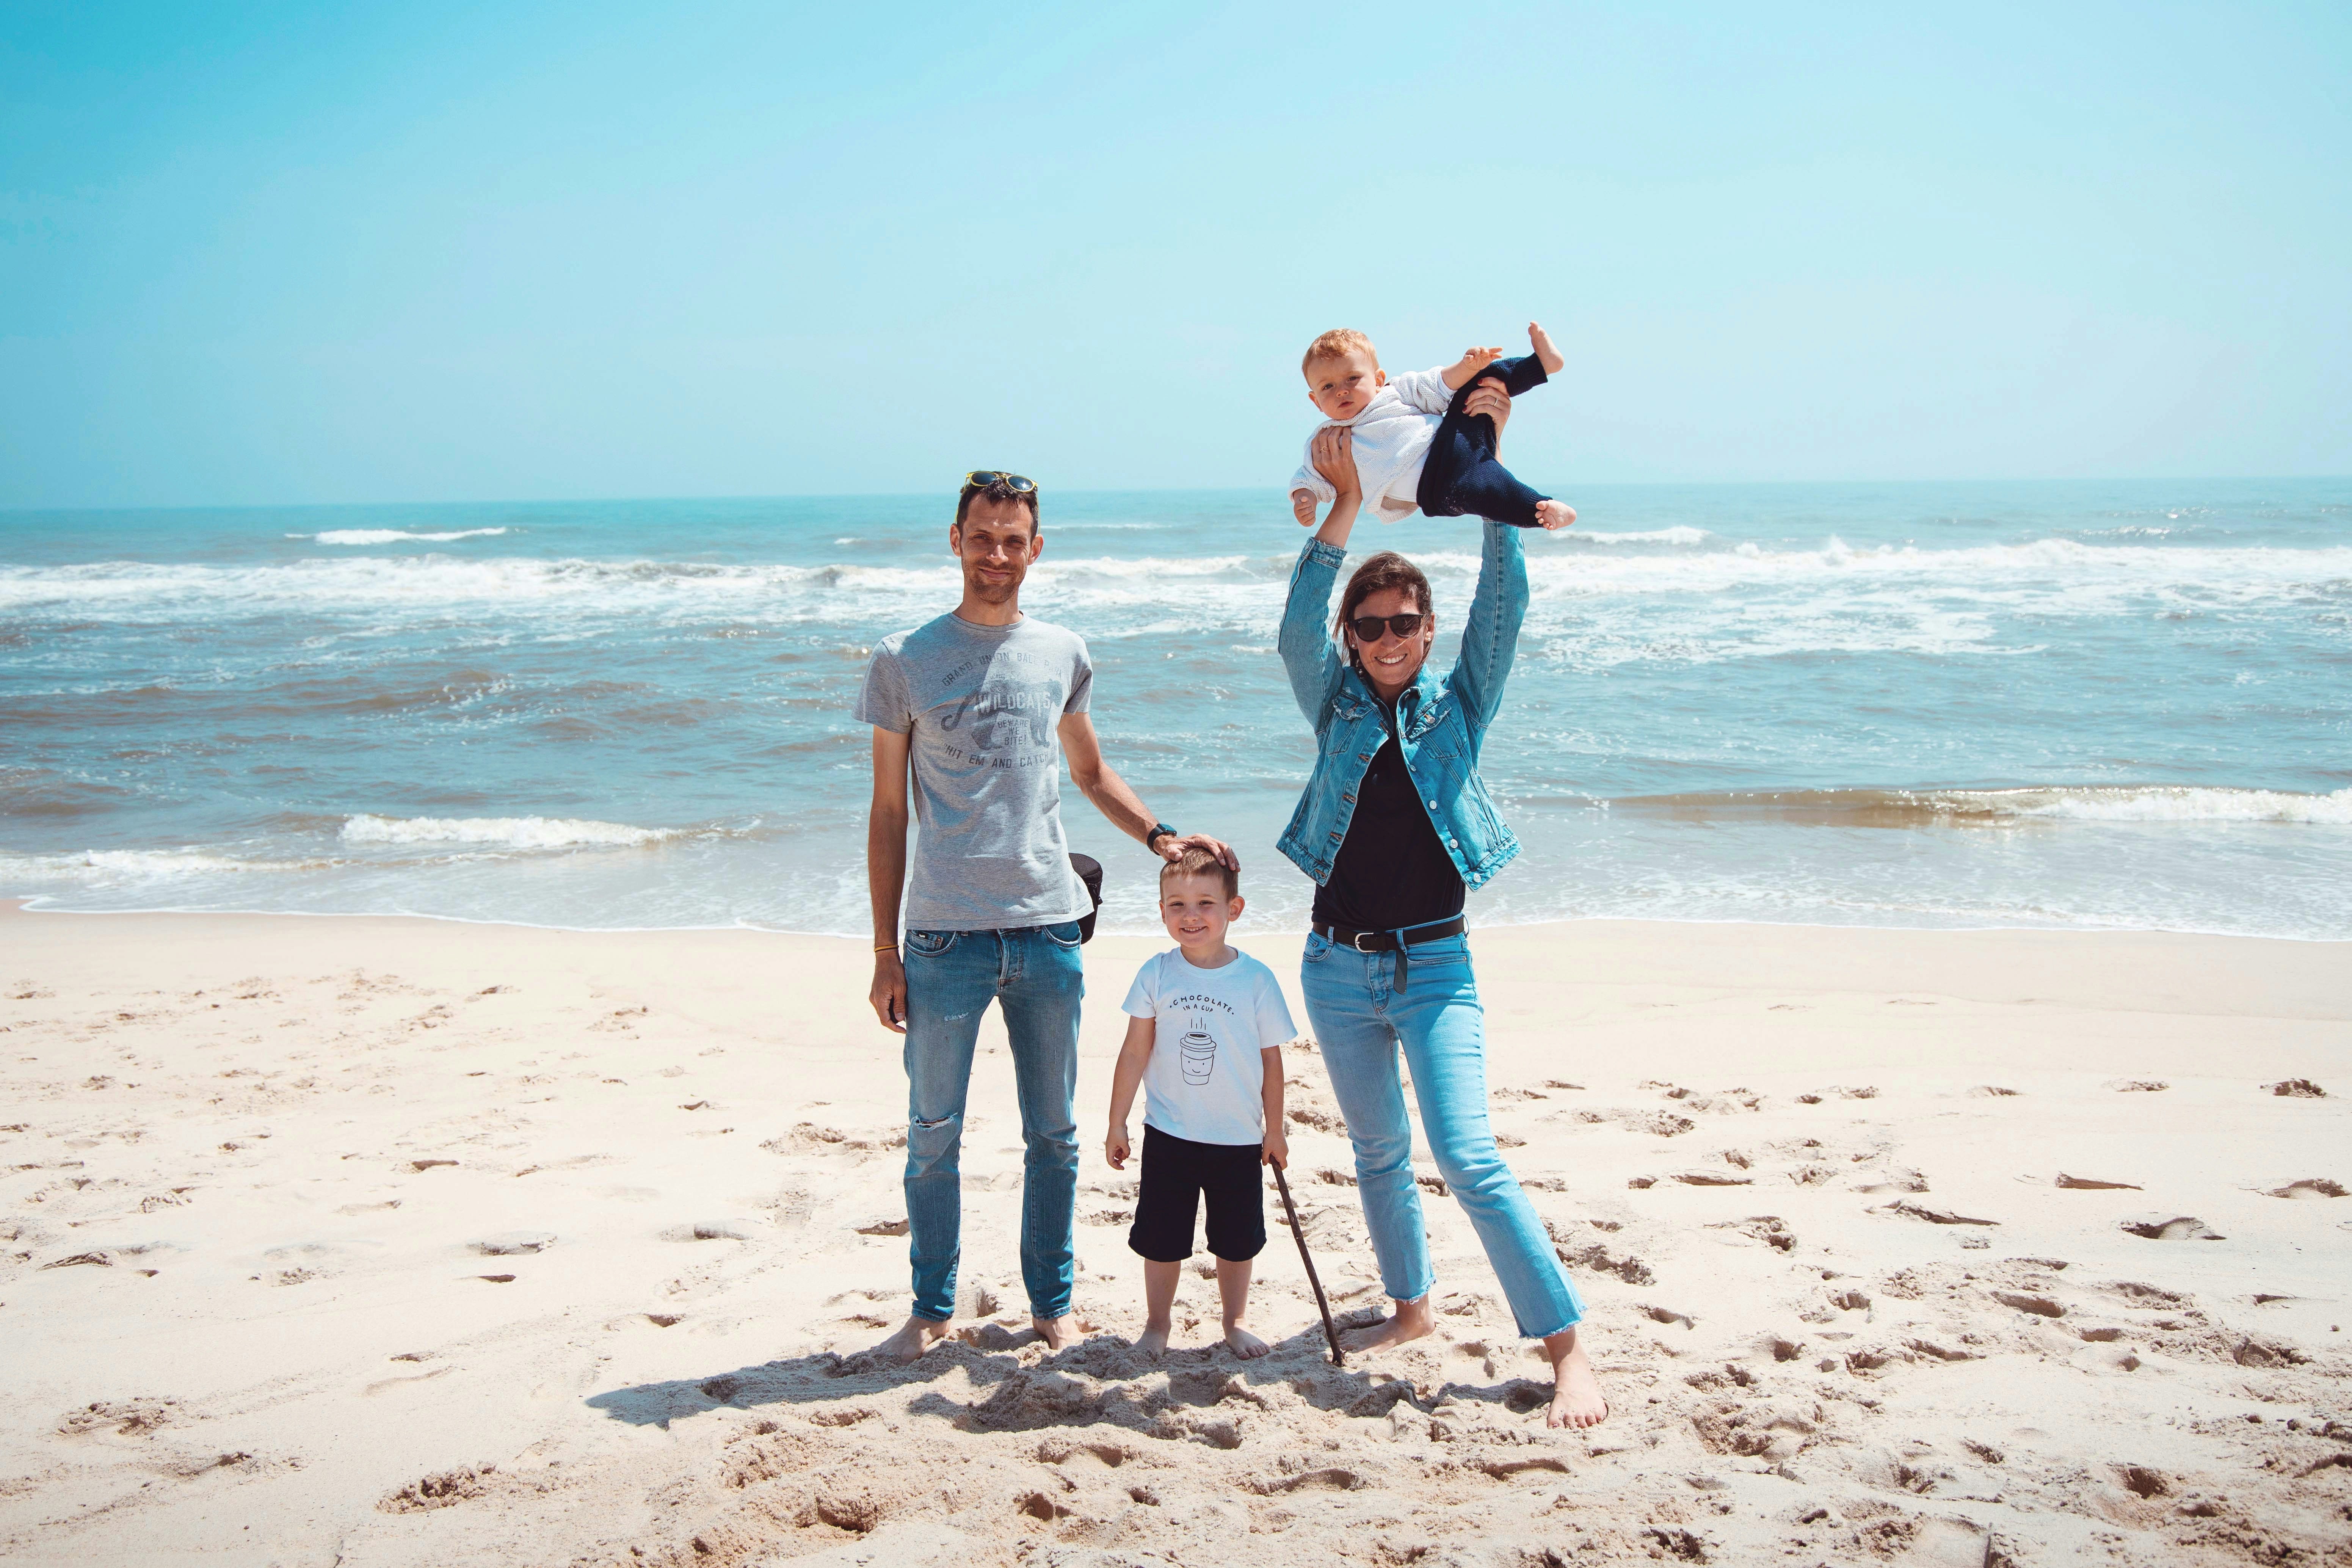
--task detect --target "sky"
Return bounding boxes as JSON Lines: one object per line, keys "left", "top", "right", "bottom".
{"left": 3, "top": 1, "right": 2348, "bottom": 510}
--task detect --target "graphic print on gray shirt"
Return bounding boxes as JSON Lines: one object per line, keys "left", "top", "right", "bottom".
{"left": 855, "top": 612, "right": 1095, "bottom": 931}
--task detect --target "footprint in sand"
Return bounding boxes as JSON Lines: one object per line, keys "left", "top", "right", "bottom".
{"left": 2120, "top": 1215, "right": 2225, "bottom": 1241}
{"left": 2264, "top": 1178, "right": 2344, "bottom": 1199}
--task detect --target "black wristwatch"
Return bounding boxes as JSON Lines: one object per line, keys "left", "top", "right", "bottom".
{"left": 1145, "top": 822, "right": 1178, "bottom": 853}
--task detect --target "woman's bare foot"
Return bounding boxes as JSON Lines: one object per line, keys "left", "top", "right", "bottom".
{"left": 1343, "top": 1294, "right": 1435, "bottom": 1352}
{"left": 1528, "top": 320, "right": 1565, "bottom": 375}
{"left": 1032, "top": 1313, "right": 1081, "bottom": 1351}
{"left": 1541, "top": 1325, "right": 1608, "bottom": 1428}
{"left": 1223, "top": 1323, "right": 1271, "bottom": 1358}
{"left": 1135, "top": 1325, "right": 1170, "bottom": 1357}
{"left": 870, "top": 1314, "right": 950, "bottom": 1364}
{"left": 1535, "top": 500, "right": 1577, "bottom": 531}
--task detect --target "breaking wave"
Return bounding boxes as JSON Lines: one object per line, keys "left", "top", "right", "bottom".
{"left": 1610, "top": 785, "right": 2352, "bottom": 827}
{"left": 339, "top": 814, "right": 674, "bottom": 848}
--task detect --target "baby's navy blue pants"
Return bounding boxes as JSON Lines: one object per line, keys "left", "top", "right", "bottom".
{"left": 1415, "top": 353, "right": 1553, "bottom": 528}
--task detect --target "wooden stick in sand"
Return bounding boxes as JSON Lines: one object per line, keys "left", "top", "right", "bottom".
{"left": 1270, "top": 1160, "right": 1343, "bottom": 1367}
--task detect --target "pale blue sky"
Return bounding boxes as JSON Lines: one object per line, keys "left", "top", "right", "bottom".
{"left": 3, "top": 1, "right": 2347, "bottom": 508}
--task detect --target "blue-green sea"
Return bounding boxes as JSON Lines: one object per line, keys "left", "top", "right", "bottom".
{"left": 3, "top": 481, "right": 2347, "bottom": 939}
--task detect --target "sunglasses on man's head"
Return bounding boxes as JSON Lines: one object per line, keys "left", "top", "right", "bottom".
{"left": 1347, "top": 613, "right": 1426, "bottom": 643}
{"left": 963, "top": 470, "right": 1037, "bottom": 494}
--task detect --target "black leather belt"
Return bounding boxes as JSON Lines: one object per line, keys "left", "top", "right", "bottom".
{"left": 1312, "top": 916, "right": 1466, "bottom": 993}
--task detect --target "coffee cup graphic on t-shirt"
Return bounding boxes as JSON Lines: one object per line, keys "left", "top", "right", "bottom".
{"left": 1179, "top": 1018, "right": 1216, "bottom": 1085}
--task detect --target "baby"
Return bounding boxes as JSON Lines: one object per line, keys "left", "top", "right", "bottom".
{"left": 1289, "top": 323, "right": 1575, "bottom": 531}
{"left": 1105, "top": 847, "right": 1295, "bottom": 1358}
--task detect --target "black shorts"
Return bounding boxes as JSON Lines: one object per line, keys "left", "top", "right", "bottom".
{"left": 1129, "top": 1124, "right": 1266, "bottom": 1263}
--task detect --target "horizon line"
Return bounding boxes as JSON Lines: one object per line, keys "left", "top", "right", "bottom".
{"left": 7, "top": 472, "right": 2351, "bottom": 519}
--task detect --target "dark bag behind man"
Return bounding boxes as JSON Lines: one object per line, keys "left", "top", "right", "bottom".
{"left": 1070, "top": 853, "right": 1104, "bottom": 942}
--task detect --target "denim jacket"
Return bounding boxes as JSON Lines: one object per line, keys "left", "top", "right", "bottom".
{"left": 1275, "top": 518, "right": 1529, "bottom": 893}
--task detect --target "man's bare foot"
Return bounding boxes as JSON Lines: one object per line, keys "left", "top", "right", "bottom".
{"left": 1342, "top": 1294, "right": 1435, "bottom": 1352}
{"left": 1528, "top": 320, "right": 1565, "bottom": 375}
{"left": 1136, "top": 1325, "right": 1170, "bottom": 1357}
{"left": 1032, "top": 1313, "right": 1081, "bottom": 1351}
{"left": 1223, "top": 1324, "right": 1270, "bottom": 1359}
{"left": 1541, "top": 1326, "right": 1608, "bottom": 1428}
{"left": 871, "top": 1314, "right": 950, "bottom": 1364}
{"left": 1535, "top": 499, "right": 1577, "bottom": 531}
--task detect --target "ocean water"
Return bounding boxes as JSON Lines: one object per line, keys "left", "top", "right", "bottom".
{"left": 3, "top": 481, "right": 2347, "bottom": 940}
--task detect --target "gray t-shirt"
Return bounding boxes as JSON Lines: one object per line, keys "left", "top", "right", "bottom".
{"left": 855, "top": 612, "right": 1095, "bottom": 931}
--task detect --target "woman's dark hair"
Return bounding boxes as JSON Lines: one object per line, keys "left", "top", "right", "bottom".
{"left": 1335, "top": 550, "right": 1434, "bottom": 681}
{"left": 955, "top": 476, "right": 1041, "bottom": 534}
{"left": 1336, "top": 550, "right": 1432, "bottom": 633}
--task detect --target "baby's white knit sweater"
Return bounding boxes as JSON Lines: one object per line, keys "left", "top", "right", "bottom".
{"left": 1288, "top": 366, "right": 1456, "bottom": 524}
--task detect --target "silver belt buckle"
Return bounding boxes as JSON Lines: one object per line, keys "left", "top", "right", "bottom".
{"left": 1351, "top": 930, "right": 1380, "bottom": 952}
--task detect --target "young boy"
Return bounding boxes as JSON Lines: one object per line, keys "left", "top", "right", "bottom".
{"left": 1288, "top": 322, "right": 1576, "bottom": 532}
{"left": 1105, "top": 846, "right": 1296, "bottom": 1358}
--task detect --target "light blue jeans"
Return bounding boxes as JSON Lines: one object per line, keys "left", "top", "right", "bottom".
{"left": 900, "top": 922, "right": 1084, "bottom": 1323}
{"left": 1300, "top": 930, "right": 1584, "bottom": 1339}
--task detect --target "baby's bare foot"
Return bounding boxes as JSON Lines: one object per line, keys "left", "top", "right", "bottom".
{"left": 1528, "top": 320, "right": 1564, "bottom": 375}
{"left": 1136, "top": 1325, "right": 1170, "bottom": 1358}
{"left": 869, "top": 1314, "right": 950, "bottom": 1364}
{"left": 1223, "top": 1324, "right": 1270, "bottom": 1359}
{"left": 1535, "top": 499, "right": 1577, "bottom": 531}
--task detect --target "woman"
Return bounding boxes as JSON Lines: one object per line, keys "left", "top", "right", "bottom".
{"left": 1275, "top": 386, "right": 1605, "bottom": 1428}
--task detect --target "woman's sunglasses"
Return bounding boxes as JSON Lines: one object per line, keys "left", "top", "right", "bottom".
{"left": 963, "top": 470, "right": 1037, "bottom": 494}
{"left": 1347, "top": 613, "right": 1426, "bottom": 643}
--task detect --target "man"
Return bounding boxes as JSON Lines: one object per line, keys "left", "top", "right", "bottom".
{"left": 856, "top": 471, "right": 1233, "bottom": 1361}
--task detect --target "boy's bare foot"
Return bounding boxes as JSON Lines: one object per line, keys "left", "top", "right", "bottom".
{"left": 1535, "top": 500, "right": 1577, "bottom": 531}
{"left": 1136, "top": 1325, "right": 1170, "bottom": 1357}
{"left": 1528, "top": 320, "right": 1565, "bottom": 375}
{"left": 1223, "top": 1324, "right": 1271, "bottom": 1359}
{"left": 1343, "top": 1294, "right": 1435, "bottom": 1352}
{"left": 1541, "top": 1326, "right": 1608, "bottom": 1428}
{"left": 870, "top": 1314, "right": 950, "bottom": 1363}
{"left": 1032, "top": 1312, "right": 1081, "bottom": 1351}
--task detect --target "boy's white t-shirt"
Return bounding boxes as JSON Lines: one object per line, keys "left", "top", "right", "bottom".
{"left": 1121, "top": 947, "right": 1297, "bottom": 1148}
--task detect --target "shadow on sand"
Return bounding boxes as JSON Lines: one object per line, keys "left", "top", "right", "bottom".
{"left": 584, "top": 1322, "right": 1552, "bottom": 1434}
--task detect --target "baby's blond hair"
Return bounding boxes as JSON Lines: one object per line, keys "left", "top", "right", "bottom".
{"left": 1301, "top": 328, "right": 1377, "bottom": 376}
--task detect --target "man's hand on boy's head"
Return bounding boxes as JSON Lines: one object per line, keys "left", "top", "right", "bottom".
{"left": 1159, "top": 831, "right": 1239, "bottom": 872}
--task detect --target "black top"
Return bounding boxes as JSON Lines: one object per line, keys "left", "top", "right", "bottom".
{"left": 1311, "top": 712, "right": 1466, "bottom": 933}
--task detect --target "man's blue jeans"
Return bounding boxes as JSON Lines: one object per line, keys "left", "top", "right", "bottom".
{"left": 900, "top": 922, "right": 1085, "bottom": 1323}
{"left": 1300, "top": 930, "right": 1584, "bottom": 1339}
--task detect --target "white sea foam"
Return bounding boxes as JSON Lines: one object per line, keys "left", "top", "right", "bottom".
{"left": 9, "top": 537, "right": 2349, "bottom": 621}
{"left": 1571, "top": 526, "right": 1712, "bottom": 545}
{"left": 301, "top": 528, "right": 511, "bottom": 546}
{"left": 339, "top": 814, "right": 673, "bottom": 848}
{"left": 1993, "top": 785, "right": 2352, "bottom": 825}
{"left": 0, "top": 848, "right": 330, "bottom": 882}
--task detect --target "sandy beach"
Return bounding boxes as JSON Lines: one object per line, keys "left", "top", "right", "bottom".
{"left": 2, "top": 902, "right": 2347, "bottom": 1566}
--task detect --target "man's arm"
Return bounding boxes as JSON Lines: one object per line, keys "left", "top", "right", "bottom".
{"left": 866, "top": 726, "right": 912, "bottom": 1033}
{"left": 1058, "top": 710, "right": 1237, "bottom": 869}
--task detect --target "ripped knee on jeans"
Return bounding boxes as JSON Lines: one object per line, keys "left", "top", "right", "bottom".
{"left": 909, "top": 1111, "right": 961, "bottom": 1138}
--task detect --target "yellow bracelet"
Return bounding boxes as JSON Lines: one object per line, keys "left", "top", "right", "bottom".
{"left": 873, "top": 942, "right": 898, "bottom": 953}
